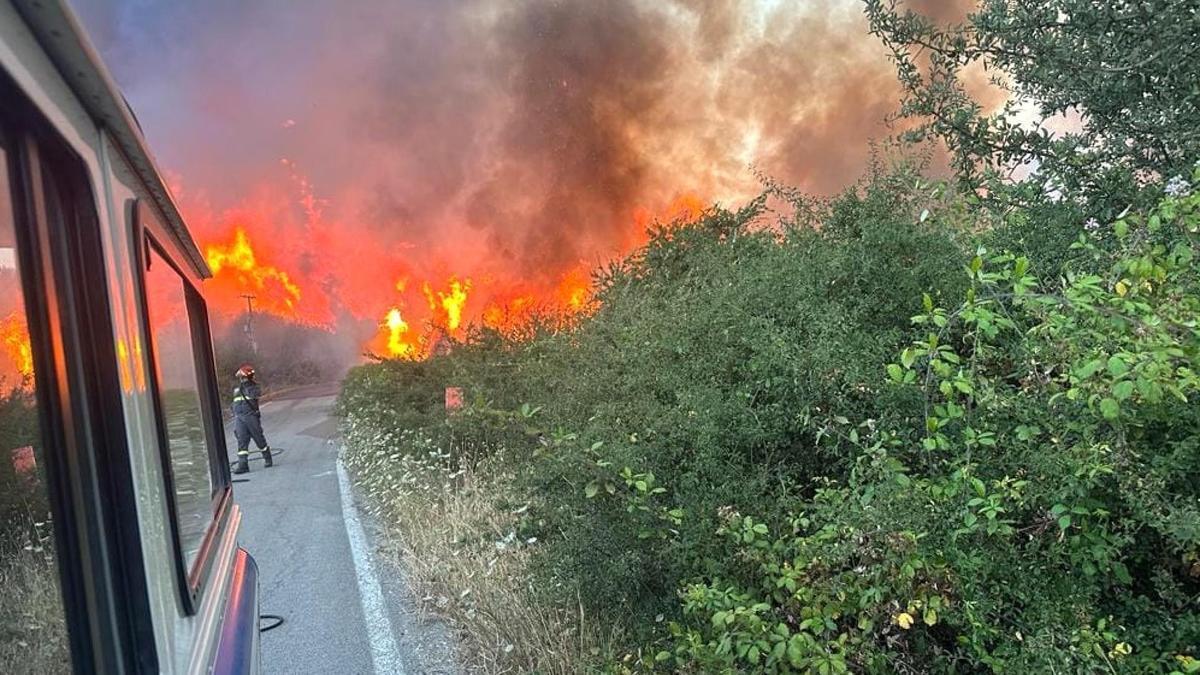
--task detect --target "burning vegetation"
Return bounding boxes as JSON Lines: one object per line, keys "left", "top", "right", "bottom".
{"left": 188, "top": 162, "right": 705, "bottom": 360}
{"left": 0, "top": 313, "right": 32, "bottom": 385}
{"left": 73, "top": 0, "right": 979, "bottom": 369}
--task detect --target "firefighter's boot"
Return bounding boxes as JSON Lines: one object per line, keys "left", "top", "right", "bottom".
{"left": 233, "top": 454, "right": 250, "bottom": 474}
{"left": 262, "top": 447, "right": 274, "bottom": 468}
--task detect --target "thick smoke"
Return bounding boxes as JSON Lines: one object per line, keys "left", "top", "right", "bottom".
{"left": 75, "top": 0, "right": 976, "bottom": 341}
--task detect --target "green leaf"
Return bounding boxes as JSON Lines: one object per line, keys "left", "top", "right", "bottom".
{"left": 971, "top": 478, "right": 986, "bottom": 496}
{"left": 924, "top": 608, "right": 938, "bottom": 626}
{"left": 1075, "top": 359, "right": 1104, "bottom": 379}
{"left": 584, "top": 482, "right": 599, "bottom": 498}
{"left": 1112, "top": 380, "right": 1134, "bottom": 401}
{"left": 1112, "top": 562, "right": 1133, "bottom": 585}
{"left": 887, "top": 364, "right": 904, "bottom": 382}
{"left": 1107, "top": 355, "right": 1129, "bottom": 377}
{"left": 1058, "top": 515, "right": 1072, "bottom": 530}
{"left": 1099, "top": 397, "right": 1120, "bottom": 420}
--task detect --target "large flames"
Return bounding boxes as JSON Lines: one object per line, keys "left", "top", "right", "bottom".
{"left": 383, "top": 308, "right": 417, "bottom": 359}
{"left": 183, "top": 159, "right": 705, "bottom": 361}
{"left": 70, "top": 0, "right": 991, "bottom": 371}
{"left": 0, "top": 312, "right": 32, "bottom": 384}
{"left": 422, "top": 278, "right": 471, "bottom": 333}
{"left": 0, "top": 185, "right": 698, "bottom": 377}
{"left": 205, "top": 227, "right": 304, "bottom": 319}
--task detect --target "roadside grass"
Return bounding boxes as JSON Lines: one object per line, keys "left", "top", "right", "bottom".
{"left": 342, "top": 421, "right": 597, "bottom": 674}
{"left": 0, "top": 545, "right": 69, "bottom": 674}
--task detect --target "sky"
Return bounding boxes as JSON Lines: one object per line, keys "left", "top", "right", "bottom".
{"left": 70, "top": 0, "right": 974, "bottom": 353}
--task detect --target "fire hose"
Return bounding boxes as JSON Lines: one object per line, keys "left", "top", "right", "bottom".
{"left": 260, "top": 614, "right": 285, "bottom": 633}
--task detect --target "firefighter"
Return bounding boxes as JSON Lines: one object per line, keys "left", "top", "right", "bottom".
{"left": 232, "top": 364, "right": 273, "bottom": 474}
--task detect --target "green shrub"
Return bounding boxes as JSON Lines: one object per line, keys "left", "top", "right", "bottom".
{"left": 338, "top": 160, "right": 1200, "bottom": 672}
{"left": 643, "top": 174, "right": 1200, "bottom": 673}
{"left": 339, "top": 162, "right": 972, "bottom": 642}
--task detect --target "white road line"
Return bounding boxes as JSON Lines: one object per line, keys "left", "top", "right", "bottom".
{"left": 336, "top": 457, "right": 406, "bottom": 675}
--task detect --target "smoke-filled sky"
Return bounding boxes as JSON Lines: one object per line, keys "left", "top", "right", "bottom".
{"left": 72, "top": 0, "right": 972, "bottom": 351}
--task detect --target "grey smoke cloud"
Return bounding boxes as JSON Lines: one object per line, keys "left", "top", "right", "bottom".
{"left": 75, "top": 0, "right": 975, "bottom": 310}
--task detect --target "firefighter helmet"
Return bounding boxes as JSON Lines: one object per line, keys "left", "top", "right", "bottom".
{"left": 235, "top": 364, "right": 255, "bottom": 379}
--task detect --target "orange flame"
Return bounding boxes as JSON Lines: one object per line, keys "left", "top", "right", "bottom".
{"left": 554, "top": 268, "right": 592, "bottom": 313}
{"left": 364, "top": 193, "right": 705, "bottom": 358}
{"left": 0, "top": 313, "right": 33, "bottom": 384}
{"left": 382, "top": 307, "right": 422, "bottom": 359}
{"left": 632, "top": 192, "right": 707, "bottom": 234}
{"left": 180, "top": 163, "right": 708, "bottom": 363}
{"left": 204, "top": 227, "right": 305, "bottom": 320}
{"left": 422, "top": 277, "right": 471, "bottom": 333}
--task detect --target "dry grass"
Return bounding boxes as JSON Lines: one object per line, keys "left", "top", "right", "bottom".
{"left": 342, "top": 421, "right": 597, "bottom": 674}
{"left": 377, "top": 468, "right": 595, "bottom": 674}
{"left": 0, "top": 546, "right": 70, "bottom": 674}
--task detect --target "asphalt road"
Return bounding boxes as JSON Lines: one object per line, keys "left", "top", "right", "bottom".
{"left": 226, "top": 389, "right": 460, "bottom": 675}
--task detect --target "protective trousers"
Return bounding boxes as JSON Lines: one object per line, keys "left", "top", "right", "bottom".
{"left": 234, "top": 413, "right": 268, "bottom": 456}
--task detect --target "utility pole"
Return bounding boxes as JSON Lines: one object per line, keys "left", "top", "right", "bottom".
{"left": 241, "top": 293, "right": 258, "bottom": 356}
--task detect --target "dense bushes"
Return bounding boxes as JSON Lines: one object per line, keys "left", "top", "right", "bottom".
{"left": 648, "top": 179, "right": 1200, "bottom": 672}
{"left": 341, "top": 164, "right": 1200, "bottom": 672}
{"left": 339, "top": 2, "right": 1200, "bottom": 669}
{"left": 339, "top": 164, "right": 976, "bottom": 659}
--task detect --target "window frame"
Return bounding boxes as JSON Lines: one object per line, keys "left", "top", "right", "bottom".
{"left": 130, "top": 201, "right": 233, "bottom": 614}
{"left": 0, "top": 72, "right": 158, "bottom": 672}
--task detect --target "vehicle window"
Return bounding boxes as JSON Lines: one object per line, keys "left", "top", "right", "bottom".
{"left": 142, "top": 243, "right": 214, "bottom": 569}
{"left": 0, "top": 133, "right": 70, "bottom": 671}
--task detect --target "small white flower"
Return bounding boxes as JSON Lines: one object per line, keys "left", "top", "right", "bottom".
{"left": 1165, "top": 175, "right": 1191, "bottom": 197}
{"left": 1083, "top": 217, "right": 1101, "bottom": 232}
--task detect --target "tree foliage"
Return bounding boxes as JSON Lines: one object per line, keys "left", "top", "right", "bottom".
{"left": 646, "top": 175, "right": 1200, "bottom": 673}
{"left": 865, "top": 0, "right": 1200, "bottom": 217}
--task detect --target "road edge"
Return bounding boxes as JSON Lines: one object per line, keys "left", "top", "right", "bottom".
{"left": 336, "top": 456, "right": 406, "bottom": 675}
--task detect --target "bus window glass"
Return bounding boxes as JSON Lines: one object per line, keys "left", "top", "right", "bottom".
{"left": 142, "top": 245, "right": 213, "bottom": 568}
{"left": 0, "top": 137, "right": 70, "bottom": 670}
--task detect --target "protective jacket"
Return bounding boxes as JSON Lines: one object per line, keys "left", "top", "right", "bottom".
{"left": 232, "top": 382, "right": 262, "bottom": 418}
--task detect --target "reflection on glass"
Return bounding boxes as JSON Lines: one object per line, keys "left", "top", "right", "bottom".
{"left": 143, "top": 246, "right": 213, "bottom": 568}
{"left": 0, "top": 140, "right": 70, "bottom": 670}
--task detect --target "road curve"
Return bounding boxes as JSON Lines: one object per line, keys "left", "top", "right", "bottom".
{"left": 225, "top": 393, "right": 460, "bottom": 675}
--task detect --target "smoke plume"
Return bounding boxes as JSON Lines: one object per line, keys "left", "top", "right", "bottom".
{"left": 72, "top": 0, "right": 975, "bottom": 357}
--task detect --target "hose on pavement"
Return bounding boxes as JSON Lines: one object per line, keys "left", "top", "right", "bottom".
{"left": 260, "top": 614, "right": 285, "bottom": 632}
